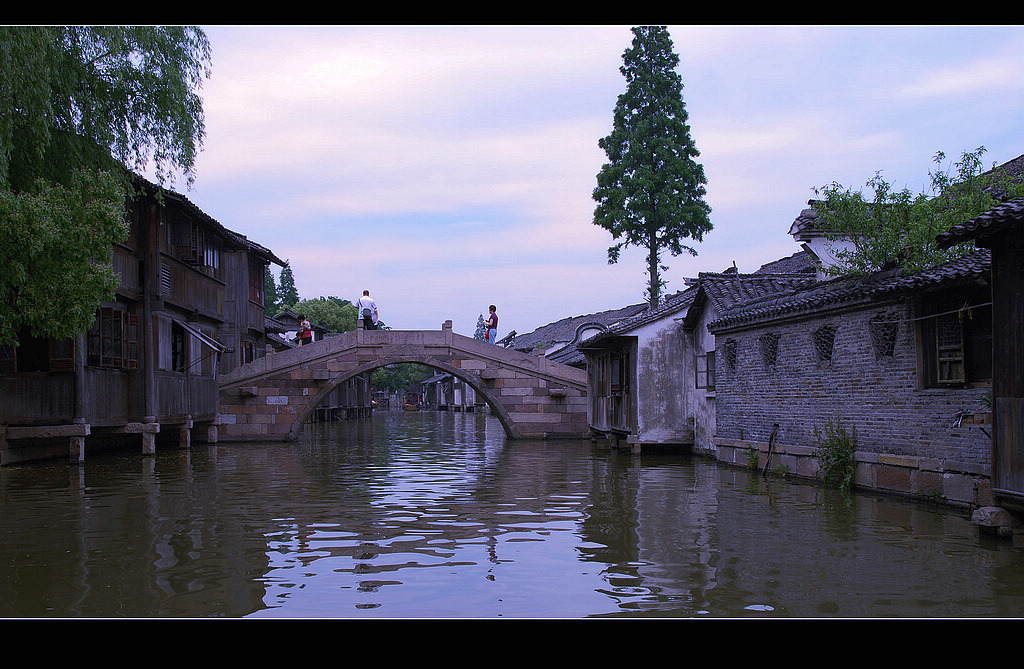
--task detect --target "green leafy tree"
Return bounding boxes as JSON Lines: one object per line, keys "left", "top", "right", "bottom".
{"left": 593, "top": 25, "right": 712, "bottom": 308}
{"left": 294, "top": 297, "right": 357, "bottom": 334}
{"left": 0, "top": 171, "right": 127, "bottom": 343}
{"left": 372, "top": 363, "right": 434, "bottom": 394}
{"left": 814, "top": 147, "right": 1024, "bottom": 276}
{"left": 0, "top": 26, "right": 210, "bottom": 344}
{"left": 278, "top": 262, "right": 299, "bottom": 311}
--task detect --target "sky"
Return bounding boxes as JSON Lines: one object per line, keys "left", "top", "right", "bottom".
{"left": 176, "top": 25, "right": 1024, "bottom": 338}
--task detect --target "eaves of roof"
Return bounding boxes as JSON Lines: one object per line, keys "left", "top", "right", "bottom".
{"left": 135, "top": 175, "right": 286, "bottom": 266}
{"left": 512, "top": 303, "right": 647, "bottom": 351}
{"left": 936, "top": 197, "right": 1024, "bottom": 249}
{"left": 709, "top": 249, "right": 991, "bottom": 332}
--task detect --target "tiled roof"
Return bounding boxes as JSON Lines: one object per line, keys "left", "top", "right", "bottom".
{"left": 936, "top": 197, "right": 1024, "bottom": 248}
{"left": 581, "top": 250, "right": 819, "bottom": 346}
{"left": 698, "top": 272, "right": 818, "bottom": 316}
{"left": 754, "top": 250, "right": 818, "bottom": 275}
{"left": 511, "top": 303, "right": 647, "bottom": 353}
{"left": 136, "top": 175, "right": 286, "bottom": 266}
{"left": 710, "top": 249, "right": 991, "bottom": 331}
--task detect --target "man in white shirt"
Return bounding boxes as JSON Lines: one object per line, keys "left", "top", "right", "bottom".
{"left": 357, "top": 290, "right": 378, "bottom": 330}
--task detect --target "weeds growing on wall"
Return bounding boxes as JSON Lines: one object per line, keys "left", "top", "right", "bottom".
{"left": 814, "top": 416, "right": 856, "bottom": 496}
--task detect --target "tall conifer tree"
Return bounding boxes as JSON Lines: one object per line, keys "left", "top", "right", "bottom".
{"left": 263, "top": 265, "right": 280, "bottom": 316}
{"left": 593, "top": 26, "right": 711, "bottom": 308}
{"left": 278, "top": 262, "right": 299, "bottom": 310}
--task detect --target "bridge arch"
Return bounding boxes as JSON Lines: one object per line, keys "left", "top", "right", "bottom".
{"left": 291, "top": 355, "right": 519, "bottom": 440}
{"left": 217, "top": 323, "right": 589, "bottom": 443}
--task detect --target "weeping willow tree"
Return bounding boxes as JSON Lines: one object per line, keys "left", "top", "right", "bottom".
{"left": 0, "top": 26, "right": 211, "bottom": 344}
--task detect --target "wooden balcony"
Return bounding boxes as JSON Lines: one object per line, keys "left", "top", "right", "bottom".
{"left": 160, "top": 254, "right": 225, "bottom": 318}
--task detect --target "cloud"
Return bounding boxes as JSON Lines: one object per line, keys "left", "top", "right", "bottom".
{"left": 898, "top": 42, "right": 1024, "bottom": 100}
{"left": 188, "top": 25, "right": 1024, "bottom": 337}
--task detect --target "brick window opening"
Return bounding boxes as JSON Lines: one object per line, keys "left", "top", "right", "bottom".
{"left": 869, "top": 315, "right": 899, "bottom": 359}
{"left": 813, "top": 325, "right": 837, "bottom": 365}
{"left": 722, "top": 338, "right": 738, "bottom": 371}
{"left": 760, "top": 333, "right": 780, "bottom": 369}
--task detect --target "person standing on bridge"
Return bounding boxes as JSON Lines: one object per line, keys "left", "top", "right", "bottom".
{"left": 358, "top": 290, "right": 378, "bottom": 330}
{"left": 298, "top": 314, "right": 313, "bottom": 345}
{"left": 485, "top": 305, "right": 498, "bottom": 344}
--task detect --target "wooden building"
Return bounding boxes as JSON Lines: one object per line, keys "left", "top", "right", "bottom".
{"left": 0, "top": 178, "right": 284, "bottom": 464}
{"left": 937, "top": 197, "right": 1024, "bottom": 507}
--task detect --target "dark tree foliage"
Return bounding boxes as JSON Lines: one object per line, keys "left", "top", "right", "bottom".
{"left": 0, "top": 26, "right": 211, "bottom": 344}
{"left": 593, "top": 26, "right": 712, "bottom": 308}
{"left": 277, "top": 262, "right": 299, "bottom": 311}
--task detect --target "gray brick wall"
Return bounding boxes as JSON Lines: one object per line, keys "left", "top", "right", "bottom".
{"left": 714, "top": 297, "right": 991, "bottom": 466}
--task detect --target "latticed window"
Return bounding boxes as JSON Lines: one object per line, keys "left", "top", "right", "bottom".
{"left": 935, "top": 309, "right": 966, "bottom": 384}
{"left": 760, "top": 333, "right": 780, "bottom": 369}
{"left": 813, "top": 325, "right": 837, "bottom": 365}
{"left": 869, "top": 314, "right": 899, "bottom": 359}
{"left": 722, "top": 338, "right": 738, "bottom": 371}
{"left": 919, "top": 290, "right": 992, "bottom": 387}
{"left": 87, "top": 307, "right": 139, "bottom": 369}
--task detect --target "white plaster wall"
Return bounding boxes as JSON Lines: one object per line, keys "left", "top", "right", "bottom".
{"left": 633, "top": 316, "right": 694, "bottom": 444}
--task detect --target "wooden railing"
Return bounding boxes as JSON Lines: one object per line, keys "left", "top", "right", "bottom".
{"left": 160, "top": 254, "right": 225, "bottom": 316}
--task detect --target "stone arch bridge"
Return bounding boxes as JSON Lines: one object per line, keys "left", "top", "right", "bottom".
{"left": 218, "top": 321, "right": 589, "bottom": 442}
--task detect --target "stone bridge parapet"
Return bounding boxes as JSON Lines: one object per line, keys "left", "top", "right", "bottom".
{"left": 218, "top": 321, "right": 589, "bottom": 442}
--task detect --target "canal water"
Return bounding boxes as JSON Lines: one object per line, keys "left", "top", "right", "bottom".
{"left": 2, "top": 410, "right": 1023, "bottom": 619}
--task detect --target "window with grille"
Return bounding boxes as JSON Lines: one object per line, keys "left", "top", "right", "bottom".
{"left": 722, "top": 338, "right": 738, "bottom": 371}
{"left": 760, "top": 333, "right": 780, "bottom": 369}
{"left": 169, "top": 211, "right": 221, "bottom": 276}
{"left": 87, "top": 307, "right": 138, "bottom": 369}
{"left": 935, "top": 311, "right": 966, "bottom": 383}
{"left": 813, "top": 325, "right": 837, "bottom": 365}
{"left": 869, "top": 314, "right": 899, "bottom": 359}
{"left": 919, "top": 290, "right": 991, "bottom": 387}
